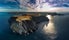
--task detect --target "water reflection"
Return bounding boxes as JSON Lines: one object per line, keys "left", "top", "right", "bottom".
{"left": 0, "top": 13, "right": 69, "bottom": 40}
{"left": 43, "top": 15, "right": 57, "bottom": 40}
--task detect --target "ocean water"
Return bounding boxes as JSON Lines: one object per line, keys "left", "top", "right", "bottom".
{"left": 0, "top": 13, "right": 69, "bottom": 40}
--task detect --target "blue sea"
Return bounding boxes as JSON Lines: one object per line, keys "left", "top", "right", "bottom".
{"left": 0, "top": 13, "right": 69, "bottom": 40}
{"left": 0, "top": 0, "right": 69, "bottom": 40}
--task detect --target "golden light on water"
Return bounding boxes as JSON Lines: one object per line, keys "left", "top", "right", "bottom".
{"left": 43, "top": 15, "right": 57, "bottom": 40}
{"left": 46, "top": 15, "right": 52, "bottom": 20}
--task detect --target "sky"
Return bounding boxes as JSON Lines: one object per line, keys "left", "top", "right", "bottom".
{"left": 0, "top": 0, "right": 69, "bottom": 7}
{"left": 0, "top": 0, "right": 69, "bottom": 12}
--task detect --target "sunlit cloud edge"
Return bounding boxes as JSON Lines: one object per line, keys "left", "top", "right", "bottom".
{"left": 0, "top": 7, "right": 69, "bottom": 13}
